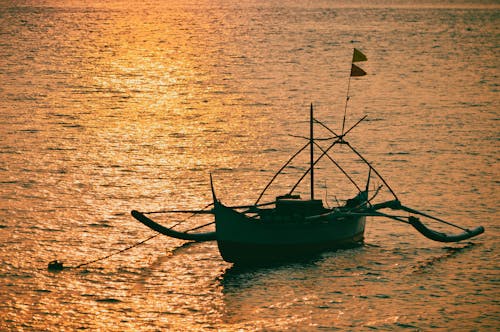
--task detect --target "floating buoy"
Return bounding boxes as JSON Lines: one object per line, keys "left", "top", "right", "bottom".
{"left": 48, "top": 260, "right": 64, "bottom": 271}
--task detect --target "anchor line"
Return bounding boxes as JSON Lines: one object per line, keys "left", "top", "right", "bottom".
{"left": 74, "top": 233, "right": 159, "bottom": 269}
{"left": 59, "top": 203, "right": 216, "bottom": 270}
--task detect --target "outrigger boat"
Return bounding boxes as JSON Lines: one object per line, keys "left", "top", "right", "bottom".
{"left": 131, "top": 49, "right": 484, "bottom": 265}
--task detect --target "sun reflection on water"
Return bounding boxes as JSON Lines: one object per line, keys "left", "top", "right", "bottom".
{"left": 0, "top": 1, "right": 498, "bottom": 331}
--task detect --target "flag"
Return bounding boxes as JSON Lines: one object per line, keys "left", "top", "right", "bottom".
{"left": 350, "top": 63, "right": 366, "bottom": 77}
{"left": 352, "top": 48, "right": 367, "bottom": 62}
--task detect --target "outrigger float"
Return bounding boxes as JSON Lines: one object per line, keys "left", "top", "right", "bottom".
{"left": 131, "top": 49, "right": 484, "bottom": 265}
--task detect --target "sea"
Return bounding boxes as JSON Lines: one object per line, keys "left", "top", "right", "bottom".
{"left": 0, "top": 0, "right": 498, "bottom": 330}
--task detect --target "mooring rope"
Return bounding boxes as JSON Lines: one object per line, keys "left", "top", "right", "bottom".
{"left": 48, "top": 233, "right": 159, "bottom": 271}
{"left": 48, "top": 203, "right": 214, "bottom": 271}
{"left": 74, "top": 233, "right": 159, "bottom": 269}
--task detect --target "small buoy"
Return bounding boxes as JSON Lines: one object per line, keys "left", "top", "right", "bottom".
{"left": 48, "top": 260, "right": 64, "bottom": 271}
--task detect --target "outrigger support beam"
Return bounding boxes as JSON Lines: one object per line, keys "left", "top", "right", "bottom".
{"left": 358, "top": 200, "right": 485, "bottom": 242}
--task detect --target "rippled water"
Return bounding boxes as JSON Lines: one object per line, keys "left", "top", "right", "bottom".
{"left": 0, "top": 1, "right": 498, "bottom": 330}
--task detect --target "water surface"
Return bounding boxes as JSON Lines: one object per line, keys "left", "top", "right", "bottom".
{"left": 0, "top": 0, "right": 498, "bottom": 330}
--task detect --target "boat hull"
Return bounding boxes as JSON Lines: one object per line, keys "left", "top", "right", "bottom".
{"left": 214, "top": 203, "right": 366, "bottom": 264}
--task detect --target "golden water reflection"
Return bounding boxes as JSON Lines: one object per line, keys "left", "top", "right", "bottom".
{"left": 0, "top": 1, "right": 498, "bottom": 331}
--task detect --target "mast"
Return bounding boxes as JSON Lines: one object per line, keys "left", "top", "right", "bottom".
{"left": 310, "top": 103, "right": 314, "bottom": 200}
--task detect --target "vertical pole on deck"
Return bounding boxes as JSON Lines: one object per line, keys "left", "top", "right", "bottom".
{"left": 310, "top": 103, "right": 314, "bottom": 201}
{"left": 341, "top": 75, "right": 352, "bottom": 136}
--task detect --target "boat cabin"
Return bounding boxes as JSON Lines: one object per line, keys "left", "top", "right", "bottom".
{"left": 257, "top": 195, "right": 328, "bottom": 223}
